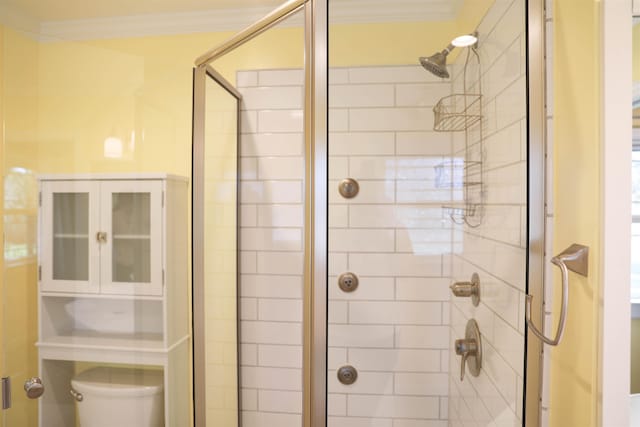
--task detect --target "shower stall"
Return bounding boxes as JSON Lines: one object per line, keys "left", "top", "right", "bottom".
{"left": 193, "top": 0, "right": 545, "bottom": 426}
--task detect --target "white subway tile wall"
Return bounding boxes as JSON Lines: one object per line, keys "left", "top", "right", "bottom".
{"left": 447, "top": 0, "right": 527, "bottom": 425}
{"left": 238, "top": 69, "right": 305, "bottom": 427}
{"left": 238, "top": 64, "right": 454, "bottom": 425}
{"left": 327, "top": 64, "right": 454, "bottom": 427}
{"left": 238, "top": 0, "right": 527, "bottom": 419}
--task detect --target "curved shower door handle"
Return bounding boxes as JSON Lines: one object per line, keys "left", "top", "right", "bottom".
{"left": 525, "top": 244, "right": 589, "bottom": 346}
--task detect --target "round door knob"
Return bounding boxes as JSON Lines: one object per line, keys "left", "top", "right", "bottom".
{"left": 24, "top": 377, "right": 44, "bottom": 399}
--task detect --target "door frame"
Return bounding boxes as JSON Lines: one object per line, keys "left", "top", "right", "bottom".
{"left": 526, "top": 0, "right": 545, "bottom": 424}
{"left": 600, "top": 0, "right": 632, "bottom": 425}
{"left": 192, "top": 64, "right": 243, "bottom": 427}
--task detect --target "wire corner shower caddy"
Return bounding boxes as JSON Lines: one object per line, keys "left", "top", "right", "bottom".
{"left": 434, "top": 43, "right": 484, "bottom": 227}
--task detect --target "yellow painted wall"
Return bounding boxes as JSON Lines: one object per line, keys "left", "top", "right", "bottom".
{"left": 633, "top": 20, "right": 640, "bottom": 397}
{"left": 633, "top": 22, "right": 640, "bottom": 82}
{"left": 1, "top": 26, "right": 40, "bottom": 427}
{"left": 31, "top": 20, "right": 464, "bottom": 177}
{"left": 456, "top": 0, "right": 495, "bottom": 39}
{"left": 0, "top": 23, "right": 5, "bottom": 427}
{"left": 0, "top": 2, "right": 496, "bottom": 425}
{"left": 329, "top": 21, "right": 455, "bottom": 66}
{"left": 550, "top": 0, "right": 601, "bottom": 426}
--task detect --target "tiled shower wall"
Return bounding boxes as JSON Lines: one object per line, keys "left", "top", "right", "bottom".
{"left": 237, "top": 69, "right": 306, "bottom": 427}
{"left": 237, "top": 1, "right": 528, "bottom": 419}
{"left": 237, "top": 65, "right": 455, "bottom": 426}
{"left": 447, "top": 0, "right": 528, "bottom": 425}
{"left": 326, "top": 66, "right": 453, "bottom": 427}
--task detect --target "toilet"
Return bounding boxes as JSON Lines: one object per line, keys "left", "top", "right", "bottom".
{"left": 71, "top": 367, "right": 164, "bottom": 427}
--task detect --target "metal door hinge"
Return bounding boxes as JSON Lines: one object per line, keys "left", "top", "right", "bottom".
{"left": 38, "top": 266, "right": 42, "bottom": 281}
{"left": 162, "top": 269, "right": 165, "bottom": 286}
{"left": 2, "top": 377, "right": 11, "bottom": 410}
{"left": 38, "top": 192, "right": 42, "bottom": 207}
{"left": 162, "top": 191, "right": 165, "bottom": 207}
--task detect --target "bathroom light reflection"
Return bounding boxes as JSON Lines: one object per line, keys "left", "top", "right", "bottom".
{"left": 104, "top": 136, "right": 123, "bottom": 158}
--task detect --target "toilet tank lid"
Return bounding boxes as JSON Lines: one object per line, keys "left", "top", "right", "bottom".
{"left": 71, "top": 367, "right": 163, "bottom": 397}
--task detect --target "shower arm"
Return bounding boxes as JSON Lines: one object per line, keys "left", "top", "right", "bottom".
{"left": 442, "top": 43, "right": 455, "bottom": 55}
{"left": 525, "top": 243, "right": 589, "bottom": 346}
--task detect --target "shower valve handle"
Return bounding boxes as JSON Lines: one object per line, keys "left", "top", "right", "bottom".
{"left": 450, "top": 273, "right": 480, "bottom": 306}
{"left": 24, "top": 377, "right": 44, "bottom": 399}
{"left": 454, "top": 319, "right": 482, "bottom": 381}
{"left": 455, "top": 338, "right": 478, "bottom": 381}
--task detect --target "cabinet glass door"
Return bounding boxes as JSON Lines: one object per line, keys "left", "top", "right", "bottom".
{"left": 40, "top": 181, "right": 100, "bottom": 293}
{"left": 100, "top": 181, "right": 163, "bottom": 296}
{"left": 54, "top": 193, "right": 89, "bottom": 280}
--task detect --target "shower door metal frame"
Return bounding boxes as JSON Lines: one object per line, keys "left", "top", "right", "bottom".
{"left": 526, "top": 0, "right": 546, "bottom": 425}
{"left": 192, "top": 0, "right": 328, "bottom": 425}
{"left": 192, "top": 63, "right": 243, "bottom": 427}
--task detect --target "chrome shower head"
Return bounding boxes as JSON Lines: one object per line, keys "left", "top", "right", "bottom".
{"left": 419, "top": 52, "right": 449, "bottom": 78}
{"left": 419, "top": 33, "right": 478, "bottom": 79}
{"left": 419, "top": 43, "right": 454, "bottom": 79}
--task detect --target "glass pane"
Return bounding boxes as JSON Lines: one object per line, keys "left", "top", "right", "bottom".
{"left": 113, "top": 238, "right": 151, "bottom": 283}
{"left": 4, "top": 169, "right": 38, "bottom": 263}
{"left": 112, "top": 193, "right": 151, "bottom": 283}
{"left": 632, "top": 152, "right": 640, "bottom": 216}
{"left": 202, "top": 74, "right": 238, "bottom": 425}
{"left": 632, "top": 223, "right": 640, "bottom": 301}
{"left": 112, "top": 193, "right": 151, "bottom": 236}
{"left": 215, "top": 10, "right": 304, "bottom": 426}
{"left": 53, "top": 193, "right": 89, "bottom": 281}
{"left": 4, "top": 214, "right": 37, "bottom": 263}
{"left": 3, "top": 14, "right": 192, "bottom": 426}
{"left": 327, "top": 1, "right": 527, "bottom": 425}
{"left": 633, "top": 152, "right": 640, "bottom": 300}
{"left": 54, "top": 193, "right": 89, "bottom": 234}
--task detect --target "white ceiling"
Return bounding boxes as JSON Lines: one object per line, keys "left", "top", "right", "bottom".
{"left": 0, "top": 0, "right": 462, "bottom": 41}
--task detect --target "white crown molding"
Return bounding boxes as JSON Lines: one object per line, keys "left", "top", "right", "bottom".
{"left": 34, "top": 0, "right": 458, "bottom": 42}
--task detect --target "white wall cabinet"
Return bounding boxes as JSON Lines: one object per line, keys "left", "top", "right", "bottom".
{"left": 40, "top": 179, "right": 164, "bottom": 296}
{"left": 36, "top": 174, "right": 190, "bottom": 427}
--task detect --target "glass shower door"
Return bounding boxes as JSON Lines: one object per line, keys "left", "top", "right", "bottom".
{"left": 192, "top": 65, "right": 241, "bottom": 426}
{"left": 326, "top": 0, "right": 531, "bottom": 425}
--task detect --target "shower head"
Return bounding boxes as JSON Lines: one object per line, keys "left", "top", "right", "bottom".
{"left": 419, "top": 43, "right": 454, "bottom": 78}
{"left": 419, "top": 33, "right": 478, "bottom": 79}
{"left": 419, "top": 47, "right": 452, "bottom": 79}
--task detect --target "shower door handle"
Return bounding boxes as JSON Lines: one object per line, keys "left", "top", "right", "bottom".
{"left": 24, "top": 377, "right": 44, "bottom": 399}
{"left": 525, "top": 243, "right": 589, "bottom": 346}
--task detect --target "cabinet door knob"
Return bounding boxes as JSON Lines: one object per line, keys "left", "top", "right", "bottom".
{"left": 96, "top": 232, "right": 108, "bottom": 243}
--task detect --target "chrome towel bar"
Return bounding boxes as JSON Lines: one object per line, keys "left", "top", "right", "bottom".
{"left": 525, "top": 243, "right": 589, "bottom": 346}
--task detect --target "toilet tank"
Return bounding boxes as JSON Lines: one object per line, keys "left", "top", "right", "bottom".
{"left": 71, "top": 367, "right": 164, "bottom": 427}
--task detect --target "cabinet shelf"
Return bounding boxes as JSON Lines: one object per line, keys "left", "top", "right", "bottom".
{"left": 53, "top": 234, "right": 88, "bottom": 239}
{"left": 36, "top": 335, "right": 189, "bottom": 366}
{"left": 37, "top": 331, "right": 165, "bottom": 351}
{"left": 113, "top": 234, "right": 151, "bottom": 240}
{"left": 41, "top": 292, "right": 163, "bottom": 301}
